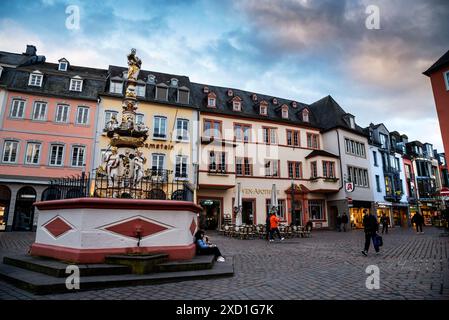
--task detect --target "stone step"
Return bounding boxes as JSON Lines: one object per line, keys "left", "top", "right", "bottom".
{"left": 0, "top": 257, "right": 234, "bottom": 295}
{"left": 104, "top": 253, "right": 169, "bottom": 274}
{"left": 3, "top": 255, "right": 131, "bottom": 278}
{"left": 155, "top": 255, "right": 215, "bottom": 273}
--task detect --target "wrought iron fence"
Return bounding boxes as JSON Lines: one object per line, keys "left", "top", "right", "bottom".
{"left": 43, "top": 170, "right": 194, "bottom": 202}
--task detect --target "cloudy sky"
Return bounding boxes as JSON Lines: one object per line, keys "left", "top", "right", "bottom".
{"left": 1, "top": 0, "right": 448, "bottom": 150}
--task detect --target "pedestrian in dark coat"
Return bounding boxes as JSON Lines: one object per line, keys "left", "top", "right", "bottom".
{"left": 341, "top": 213, "right": 349, "bottom": 232}
{"left": 361, "top": 210, "right": 380, "bottom": 256}
{"left": 411, "top": 212, "right": 424, "bottom": 234}
{"left": 380, "top": 214, "right": 390, "bottom": 234}
{"left": 336, "top": 215, "right": 342, "bottom": 232}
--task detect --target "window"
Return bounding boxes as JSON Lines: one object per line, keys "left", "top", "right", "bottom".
{"left": 260, "top": 104, "right": 267, "bottom": 115}
{"left": 234, "top": 124, "right": 251, "bottom": 142}
{"left": 281, "top": 106, "right": 288, "bottom": 119}
{"left": 309, "top": 200, "right": 324, "bottom": 220}
{"left": 156, "top": 85, "right": 168, "bottom": 101}
{"left": 2, "top": 141, "right": 19, "bottom": 163}
{"left": 110, "top": 81, "right": 123, "bottom": 94}
{"left": 176, "top": 118, "right": 189, "bottom": 141}
{"left": 104, "top": 110, "right": 118, "bottom": 127}
{"left": 136, "top": 85, "right": 146, "bottom": 97}
{"left": 10, "top": 99, "right": 25, "bottom": 119}
{"left": 265, "top": 160, "right": 279, "bottom": 177}
{"left": 310, "top": 161, "right": 318, "bottom": 178}
{"left": 302, "top": 109, "right": 309, "bottom": 122}
{"left": 233, "top": 101, "right": 241, "bottom": 112}
{"left": 171, "top": 78, "right": 178, "bottom": 87}
{"left": 349, "top": 116, "right": 355, "bottom": 129}
{"left": 373, "top": 151, "right": 378, "bottom": 166}
{"left": 395, "top": 158, "right": 400, "bottom": 171}
{"left": 153, "top": 116, "right": 167, "bottom": 139}
{"left": 344, "top": 138, "right": 366, "bottom": 157}
{"left": 32, "top": 102, "right": 47, "bottom": 121}
{"left": 76, "top": 106, "right": 89, "bottom": 125}
{"left": 207, "top": 93, "right": 216, "bottom": 108}
{"left": 209, "top": 151, "right": 226, "bottom": 172}
{"left": 49, "top": 144, "right": 64, "bottom": 166}
{"left": 25, "top": 142, "right": 41, "bottom": 165}
{"left": 288, "top": 161, "right": 302, "bottom": 179}
{"left": 58, "top": 62, "right": 68, "bottom": 71}
{"left": 375, "top": 175, "right": 381, "bottom": 192}
{"left": 136, "top": 113, "right": 144, "bottom": 125}
{"left": 175, "top": 155, "right": 188, "bottom": 178}
{"left": 266, "top": 199, "right": 285, "bottom": 219}
{"left": 236, "top": 157, "right": 252, "bottom": 176}
{"left": 55, "top": 104, "right": 69, "bottom": 123}
{"left": 152, "top": 154, "right": 165, "bottom": 171}
{"left": 28, "top": 72, "right": 43, "bottom": 86}
{"left": 379, "top": 133, "right": 388, "bottom": 149}
{"left": 307, "top": 133, "right": 319, "bottom": 149}
{"left": 322, "top": 161, "right": 335, "bottom": 178}
{"left": 347, "top": 166, "right": 369, "bottom": 187}
{"left": 286, "top": 130, "right": 300, "bottom": 147}
{"left": 71, "top": 146, "right": 85, "bottom": 167}
{"left": 178, "top": 89, "right": 189, "bottom": 104}
{"left": 203, "top": 119, "right": 221, "bottom": 139}
{"left": 444, "top": 71, "right": 449, "bottom": 91}
{"left": 263, "top": 127, "right": 277, "bottom": 144}
{"left": 69, "top": 78, "right": 83, "bottom": 92}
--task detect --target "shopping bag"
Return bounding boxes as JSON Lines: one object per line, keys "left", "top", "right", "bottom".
{"left": 374, "top": 234, "right": 383, "bottom": 247}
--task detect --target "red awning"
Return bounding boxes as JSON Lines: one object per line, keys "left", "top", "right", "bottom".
{"left": 440, "top": 187, "right": 449, "bottom": 197}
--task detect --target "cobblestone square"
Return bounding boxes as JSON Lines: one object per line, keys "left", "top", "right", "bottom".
{"left": 0, "top": 227, "right": 448, "bottom": 300}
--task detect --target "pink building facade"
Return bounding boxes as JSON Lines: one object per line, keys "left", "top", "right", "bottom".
{"left": 0, "top": 49, "right": 106, "bottom": 231}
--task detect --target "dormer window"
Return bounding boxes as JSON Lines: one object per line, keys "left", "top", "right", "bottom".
{"left": 0, "top": 66, "right": 3, "bottom": 79}
{"left": 281, "top": 105, "right": 289, "bottom": 119}
{"left": 292, "top": 101, "right": 297, "bottom": 108}
{"left": 171, "top": 78, "right": 179, "bottom": 87}
{"left": 227, "top": 89, "right": 233, "bottom": 97}
{"left": 147, "top": 74, "right": 156, "bottom": 84}
{"left": 109, "top": 79, "right": 123, "bottom": 94}
{"left": 349, "top": 116, "right": 355, "bottom": 129}
{"left": 203, "top": 86, "right": 209, "bottom": 93}
{"left": 58, "top": 59, "right": 69, "bottom": 71}
{"left": 136, "top": 84, "right": 146, "bottom": 97}
{"left": 302, "top": 109, "right": 309, "bottom": 122}
{"left": 272, "top": 98, "right": 278, "bottom": 105}
{"left": 177, "top": 87, "right": 190, "bottom": 104}
{"left": 252, "top": 94, "right": 257, "bottom": 101}
{"left": 260, "top": 101, "right": 268, "bottom": 116}
{"left": 233, "top": 101, "right": 241, "bottom": 112}
{"left": 156, "top": 83, "right": 169, "bottom": 101}
{"left": 122, "top": 71, "right": 128, "bottom": 80}
{"left": 207, "top": 92, "right": 216, "bottom": 108}
{"left": 69, "top": 76, "right": 83, "bottom": 92}
{"left": 28, "top": 71, "right": 43, "bottom": 87}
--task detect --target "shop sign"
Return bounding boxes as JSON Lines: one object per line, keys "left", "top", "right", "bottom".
{"left": 143, "top": 142, "right": 174, "bottom": 150}
{"left": 242, "top": 188, "right": 280, "bottom": 195}
{"left": 345, "top": 182, "right": 354, "bottom": 193}
{"left": 202, "top": 200, "right": 214, "bottom": 205}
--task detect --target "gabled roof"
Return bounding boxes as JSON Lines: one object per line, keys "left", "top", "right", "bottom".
{"left": 423, "top": 49, "right": 449, "bottom": 76}
{"left": 305, "top": 150, "right": 339, "bottom": 159}
{"left": 308, "top": 95, "right": 366, "bottom": 135}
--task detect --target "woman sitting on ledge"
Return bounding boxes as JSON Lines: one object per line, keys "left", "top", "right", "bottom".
{"left": 194, "top": 230, "right": 225, "bottom": 262}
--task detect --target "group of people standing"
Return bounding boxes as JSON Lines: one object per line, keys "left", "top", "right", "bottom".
{"left": 336, "top": 213, "right": 349, "bottom": 232}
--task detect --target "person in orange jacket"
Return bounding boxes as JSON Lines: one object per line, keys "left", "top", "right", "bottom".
{"left": 269, "top": 212, "right": 284, "bottom": 242}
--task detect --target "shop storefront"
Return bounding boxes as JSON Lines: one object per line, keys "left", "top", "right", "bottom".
{"left": 392, "top": 205, "right": 409, "bottom": 227}
{"left": 198, "top": 198, "right": 222, "bottom": 230}
{"left": 375, "top": 203, "right": 392, "bottom": 226}
{"left": 419, "top": 201, "right": 439, "bottom": 226}
{"left": 0, "top": 185, "right": 11, "bottom": 232}
{"left": 350, "top": 201, "right": 372, "bottom": 229}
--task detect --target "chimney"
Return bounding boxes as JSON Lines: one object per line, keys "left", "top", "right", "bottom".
{"left": 24, "top": 45, "right": 37, "bottom": 56}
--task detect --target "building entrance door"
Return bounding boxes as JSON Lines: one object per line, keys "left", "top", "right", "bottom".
{"left": 0, "top": 186, "right": 11, "bottom": 231}
{"left": 12, "top": 187, "right": 37, "bottom": 231}
{"left": 199, "top": 199, "right": 221, "bottom": 230}
{"left": 242, "top": 200, "right": 254, "bottom": 225}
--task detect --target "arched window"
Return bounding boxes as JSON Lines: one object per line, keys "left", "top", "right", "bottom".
{"left": 13, "top": 186, "right": 37, "bottom": 231}
{"left": 41, "top": 187, "right": 62, "bottom": 201}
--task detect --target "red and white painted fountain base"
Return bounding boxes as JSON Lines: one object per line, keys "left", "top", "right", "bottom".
{"left": 30, "top": 198, "right": 201, "bottom": 264}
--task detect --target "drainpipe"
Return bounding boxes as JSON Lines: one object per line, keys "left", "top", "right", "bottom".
{"left": 336, "top": 129, "right": 344, "bottom": 191}
{"left": 90, "top": 96, "right": 102, "bottom": 175}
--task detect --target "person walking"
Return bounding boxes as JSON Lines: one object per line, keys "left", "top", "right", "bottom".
{"left": 341, "top": 213, "right": 349, "bottom": 232}
{"left": 269, "top": 212, "right": 284, "bottom": 242}
{"left": 336, "top": 215, "right": 342, "bottom": 232}
{"left": 361, "top": 210, "right": 380, "bottom": 256}
{"left": 380, "top": 213, "right": 390, "bottom": 234}
{"left": 411, "top": 212, "right": 424, "bottom": 234}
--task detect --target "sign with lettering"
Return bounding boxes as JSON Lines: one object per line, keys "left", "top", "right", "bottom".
{"left": 242, "top": 188, "right": 280, "bottom": 195}
{"left": 143, "top": 143, "right": 174, "bottom": 150}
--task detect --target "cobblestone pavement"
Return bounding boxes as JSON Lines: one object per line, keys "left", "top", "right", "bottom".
{"left": 0, "top": 227, "right": 448, "bottom": 300}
